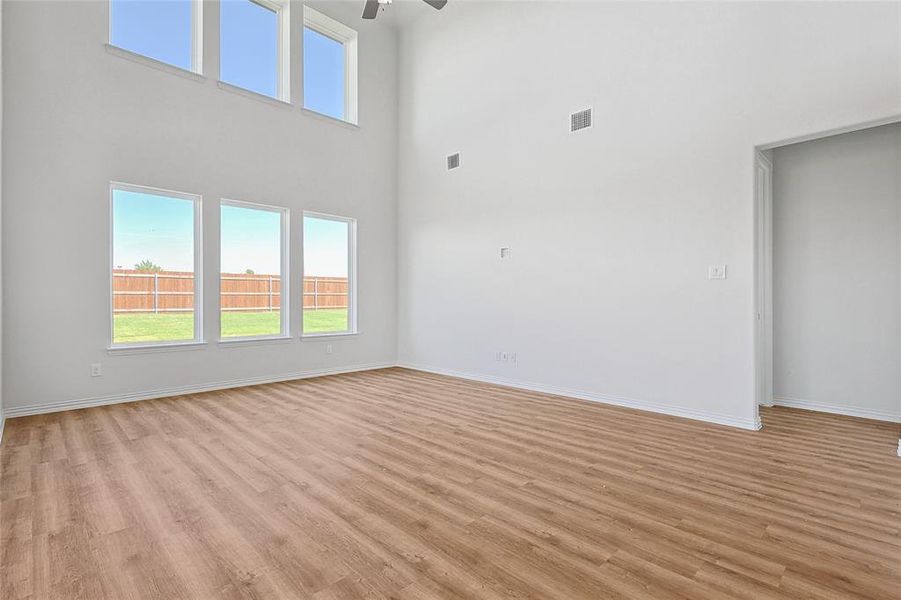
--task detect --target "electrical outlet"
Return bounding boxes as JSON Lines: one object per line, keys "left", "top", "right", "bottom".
{"left": 500, "top": 351, "right": 508, "bottom": 362}
{"left": 708, "top": 265, "right": 727, "bottom": 280}
{"left": 326, "top": 344, "right": 333, "bottom": 355}
{"left": 500, "top": 247, "right": 512, "bottom": 259}
{"left": 91, "top": 363, "right": 102, "bottom": 377}
{"left": 510, "top": 352, "right": 517, "bottom": 364}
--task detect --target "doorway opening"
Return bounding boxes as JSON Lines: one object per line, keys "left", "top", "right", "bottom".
{"left": 753, "top": 116, "right": 901, "bottom": 443}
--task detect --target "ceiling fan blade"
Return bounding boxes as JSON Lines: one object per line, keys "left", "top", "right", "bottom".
{"left": 422, "top": 0, "right": 448, "bottom": 10}
{"left": 362, "top": 0, "right": 380, "bottom": 19}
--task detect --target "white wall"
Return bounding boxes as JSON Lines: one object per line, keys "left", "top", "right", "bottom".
{"left": 396, "top": 1, "right": 901, "bottom": 429}
{"left": 0, "top": 0, "right": 4, "bottom": 436}
{"left": 773, "top": 123, "right": 901, "bottom": 421}
{"left": 2, "top": 0, "right": 398, "bottom": 415}
{"left": 4, "top": 1, "right": 900, "bottom": 429}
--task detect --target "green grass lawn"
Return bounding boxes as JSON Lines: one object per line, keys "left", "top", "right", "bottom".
{"left": 113, "top": 310, "right": 348, "bottom": 343}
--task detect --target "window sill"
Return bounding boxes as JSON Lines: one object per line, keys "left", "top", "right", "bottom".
{"left": 107, "top": 341, "right": 207, "bottom": 355}
{"left": 105, "top": 44, "right": 205, "bottom": 82}
{"left": 217, "top": 81, "right": 292, "bottom": 108}
{"left": 301, "top": 107, "right": 359, "bottom": 129}
{"left": 217, "top": 335, "right": 293, "bottom": 348}
{"left": 301, "top": 331, "right": 360, "bottom": 340}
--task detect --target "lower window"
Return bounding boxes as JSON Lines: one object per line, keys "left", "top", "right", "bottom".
{"left": 302, "top": 213, "right": 355, "bottom": 335}
{"left": 111, "top": 183, "right": 202, "bottom": 346}
{"left": 220, "top": 200, "right": 288, "bottom": 339}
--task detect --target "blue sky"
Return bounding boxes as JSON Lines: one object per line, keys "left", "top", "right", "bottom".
{"left": 221, "top": 204, "right": 281, "bottom": 273}
{"left": 303, "top": 216, "right": 348, "bottom": 278}
{"left": 303, "top": 27, "right": 345, "bottom": 119}
{"left": 113, "top": 190, "right": 195, "bottom": 272}
{"left": 114, "top": 190, "right": 349, "bottom": 278}
{"left": 220, "top": 0, "right": 279, "bottom": 97}
{"left": 111, "top": 0, "right": 346, "bottom": 118}
{"left": 111, "top": 1, "right": 193, "bottom": 70}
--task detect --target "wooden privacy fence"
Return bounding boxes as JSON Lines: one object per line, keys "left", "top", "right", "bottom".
{"left": 112, "top": 269, "right": 347, "bottom": 313}
{"left": 302, "top": 276, "right": 348, "bottom": 310}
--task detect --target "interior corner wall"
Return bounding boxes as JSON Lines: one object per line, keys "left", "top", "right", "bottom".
{"left": 773, "top": 123, "right": 901, "bottom": 421}
{"left": 1, "top": 0, "right": 398, "bottom": 416}
{"left": 0, "top": 0, "right": 4, "bottom": 437}
{"left": 396, "top": 1, "right": 901, "bottom": 429}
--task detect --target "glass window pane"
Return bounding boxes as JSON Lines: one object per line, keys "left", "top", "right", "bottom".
{"left": 220, "top": 0, "right": 279, "bottom": 98}
{"left": 112, "top": 188, "right": 196, "bottom": 344}
{"left": 303, "top": 27, "right": 345, "bottom": 120}
{"left": 220, "top": 204, "right": 283, "bottom": 338}
{"left": 110, "top": 0, "right": 193, "bottom": 70}
{"left": 303, "top": 216, "right": 349, "bottom": 334}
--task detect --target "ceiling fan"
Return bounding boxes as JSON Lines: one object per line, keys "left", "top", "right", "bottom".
{"left": 362, "top": 0, "right": 447, "bottom": 20}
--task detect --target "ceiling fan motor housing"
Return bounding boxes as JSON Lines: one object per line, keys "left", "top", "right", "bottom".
{"left": 363, "top": 0, "right": 446, "bottom": 20}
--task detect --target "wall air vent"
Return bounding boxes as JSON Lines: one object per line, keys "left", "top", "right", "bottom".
{"left": 447, "top": 152, "right": 461, "bottom": 170}
{"left": 570, "top": 108, "right": 592, "bottom": 133}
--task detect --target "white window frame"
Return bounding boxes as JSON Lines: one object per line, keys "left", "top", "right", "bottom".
{"left": 301, "top": 211, "right": 358, "bottom": 338}
{"left": 108, "top": 0, "right": 204, "bottom": 75}
{"left": 219, "top": 199, "right": 290, "bottom": 342}
{"left": 303, "top": 6, "right": 359, "bottom": 125}
{"left": 109, "top": 182, "right": 204, "bottom": 350}
{"left": 219, "top": 0, "right": 291, "bottom": 102}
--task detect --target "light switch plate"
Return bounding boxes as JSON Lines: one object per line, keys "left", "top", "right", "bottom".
{"left": 708, "top": 265, "right": 727, "bottom": 280}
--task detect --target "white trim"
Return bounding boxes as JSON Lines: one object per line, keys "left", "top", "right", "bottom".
{"left": 216, "top": 80, "right": 293, "bottom": 108}
{"left": 254, "top": 0, "right": 291, "bottom": 102}
{"left": 109, "top": 182, "right": 204, "bottom": 348}
{"left": 105, "top": 45, "right": 207, "bottom": 82}
{"left": 2, "top": 362, "right": 395, "bottom": 419}
{"left": 773, "top": 397, "right": 901, "bottom": 423}
{"left": 301, "top": 107, "right": 360, "bottom": 130}
{"left": 301, "top": 331, "right": 360, "bottom": 340}
{"left": 217, "top": 335, "right": 292, "bottom": 347}
{"left": 0, "top": 418, "right": 5, "bottom": 445}
{"left": 277, "top": 0, "right": 291, "bottom": 102}
{"left": 107, "top": 341, "right": 207, "bottom": 355}
{"left": 757, "top": 114, "right": 901, "bottom": 151}
{"left": 219, "top": 198, "right": 290, "bottom": 339}
{"left": 897, "top": 438, "right": 900, "bottom": 458}
{"left": 399, "top": 362, "right": 763, "bottom": 431}
{"left": 192, "top": 0, "right": 204, "bottom": 74}
{"left": 754, "top": 152, "right": 773, "bottom": 410}
{"left": 302, "top": 6, "right": 358, "bottom": 125}
{"left": 301, "top": 211, "right": 357, "bottom": 337}
{"left": 194, "top": 188, "right": 205, "bottom": 341}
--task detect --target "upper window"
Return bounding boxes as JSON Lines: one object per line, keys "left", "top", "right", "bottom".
{"left": 303, "top": 213, "right": 356, "bottom": 335}
{"left": 220, "top": 0, "right": 290, "bottom": 100}
{"left": 109, "top": 0, "right": 202, "bottom": 73}
{"left": 303, "top": 7, "right": 358, "bottom": 124}
{"left": 111, "top": 183, "right": 203, "bottom": 347}
{"left": 220, "top": 200, "right": 288, "bottom": 339}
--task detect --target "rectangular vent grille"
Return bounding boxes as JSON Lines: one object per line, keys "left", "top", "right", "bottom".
{"left": 447, "top": 153, "right": 461, "bottom": 170}
{"left": 570, "top": 108, "right": 592, "bottom": 132}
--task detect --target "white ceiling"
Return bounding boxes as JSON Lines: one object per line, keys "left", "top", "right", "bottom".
{"left": 307, "top": 0, "right": 450, "bottom": 31}
{"left": 379, "top": 0, "right": 449, "bottom": 29}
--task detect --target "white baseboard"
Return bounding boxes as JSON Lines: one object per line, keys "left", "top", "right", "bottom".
{"left": 398, "top": 362, "right": 762, "bottom": 431}
{"left": 2, "top": 362, "right": 396, "bottom": 419}
{"left": 773, "top": 396, "right": 901, "bottom": 423}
